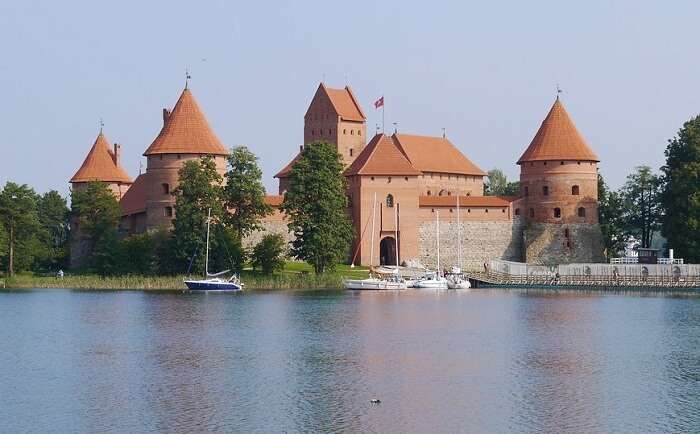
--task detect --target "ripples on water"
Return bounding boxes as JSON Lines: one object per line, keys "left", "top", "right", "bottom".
{"left": 0, "top": 289, "right": 698, "bottom": 433}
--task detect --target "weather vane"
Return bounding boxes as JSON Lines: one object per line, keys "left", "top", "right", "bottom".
{"left": 393, "top": 122, "right": 398, "bottom": 134}
{"left": 185, "top": 68, "right": 191, "bottom": 89}
{"left": 441, "top": 127, "right": 446, "bottom": 138}
{"left": 99, "top": 117, "right": 104, "bottom": 133}
{"left": 556, "top": 83, "right": 562, "bottom": 99}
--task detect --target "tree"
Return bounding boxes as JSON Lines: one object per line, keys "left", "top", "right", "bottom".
{"left": 70, "top": 182, "right": 121, "bottom": 269}
{"left": 598, "top": 173, "right": 627, "bottom": 258}
{"left": 223, "top": 146, "right": 272, "bottom": 239}
{"left": 619, "top": 166, "right": 663, "bottom": 249}
{"left": 0, "top": 182, "right": 42, "bottom": 275}
{"left": 170, "top": 156, "right": 224, "bottom": 274}
{"left": 120, "top": 232, "right": 157, "bottom": 275}
{"left": 36, "top": 190, "right": 70, "bottom": 270}
{"left": 251, "top": 233, "right": 286, "bottom": 274}
{"left": 484, "top": 169, "right": 520, "bottom": 196}
{"left": 661, "top": 115, "right": 700, "bottom": 262}
{"left": 281, "top": 141, "right": 353, "bottom": 274}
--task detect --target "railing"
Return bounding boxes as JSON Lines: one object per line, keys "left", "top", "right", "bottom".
{"left": 610, "top": 257, "right": 684, "bottom": 265}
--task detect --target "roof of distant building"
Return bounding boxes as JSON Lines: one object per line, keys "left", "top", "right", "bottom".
{"left": 518, "top": 98, "right": 599, "bottom": 163}
{"left": 345, "top": 134, "right": 421, "bottom": 176}
{"left": 393, "top": 133, "right": 487, "bottom": 176}
{"left": 143, "top": 88, "right": 228, "bottom": 156}
{"left": 306, "top": 83, "right": 365, "bottom": 122}
{"left": 71, "top": 132, "right": 133, "bottom": 184}
{"left": 119, "top": 173, "right": 148, "bottom": 216}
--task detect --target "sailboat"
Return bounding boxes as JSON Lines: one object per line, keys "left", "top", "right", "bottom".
{"left": 414, "top": 209, "right": 449, "bottom": 289}
{"left": 184, "top": 208, "right": 244, "bottom": 291}
{"left": 344, "top": 194, "right": 407, "bottom": 290}
{"left": 446, "top": 195, "right": 471, "bottom": 289}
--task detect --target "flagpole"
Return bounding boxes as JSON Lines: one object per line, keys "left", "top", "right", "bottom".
{"left": 382, "top": 100, "right": 385, "bottom": 134}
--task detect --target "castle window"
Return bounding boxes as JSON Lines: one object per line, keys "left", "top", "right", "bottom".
{"left": 404, "top": 177, "right": 408, "bottom": 181}
{"left": 447, "top": 191, "right": 451, "bottom": 196}
{"left": 564, "top": 228, "right": 570, "bottom": 238}
{"left": 343, "top": 129, "right": 347, "bottom": 134}
{"left": 438, "top": 189, "right": 446, "bottom": 196}
{"left": 578, "top": 207, "right": 586, "bottom": 217}
{"left": 349, "top": 148, "right": 353, "bottom": 157}
{"left": 371, "top": 177, "right": 375, "bottom": 181}
{"left": 466, "top": 192, "right": 471, "bottom": 196}
{"left": 329, "top": 129, "right": 332, "bottom": 135}
{"left": 529, "top": 208, "right": 535, "bottom": 218}
{"left": 386, "top": 194, "right": 394, "bottom": 207}
{"left": 357, "top": 130, "right": 361, "bottom": 136}
{"left": 544, "top": 161, "right": 547, "bottom": 166}
{"left": 578, "top": 162, "right": 581, "bottom": 165}
{"left": 467, "top": 208, "right": 471, "bottom": 213}
{"left": 177, "top": 154, "right": 181, "bottom": 159}
{"left": 161, "top": 183, "right": 170, "bottom": 195}
{"left": 560, "top": 161, "right": 565, "bottom": 165}
{"left": 554, "top": 208, "right": 561, "bottom": 218}
{"left": 450, "top": 208, "right": 453, "bottom": 213}
{"left": 165, "top": 206, "right": 173, "bottom": 217}
{"left": 388, "top": 177, "right": 392, "bottom": 183}
{"left": 572, "top": 185, "right": 580, "bottom": 195}
{"left": 515, "top": 208, "right": 521, "bottom": 216}
{"left": 351, "top": 130, "right": 354, "bottom": 135}
{"left": 542, "top": 186, "right": 549, "bottom": 196}
{"left": 427, "top": 190, "right": 431, "bottom": 196}
{"left": 524, "top": 186, "right": 529, "bottom": 196}
{"left": 502, "top": 208, "right": 506, "bottom": 213}
{"left": 485, "top": 209, "right": 489, "bottom": 213}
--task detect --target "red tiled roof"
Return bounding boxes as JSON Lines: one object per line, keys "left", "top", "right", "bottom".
{"left": 264, "top": 195, "right": 283, "bottom": 206}
{"left": 274, "top": 150, "right": 302, "bottom": 179}
{"left": 518, "top": 98, "right": 599, "bottom": 163}
{"left": 345, "top": 134, "right": 421, "bottom": 176}
{"left": 71, "top": 132, "right": 133, "bottom": 184}
{"left": 143, "top": 88, "right": 228, "bottom": 156}
{"left": 393, "top": 134, "right": 487, "bottom": 176}
{"left": 419, "top": 195, "right": 512, "bottom": 207}
{"left": 119, "top": 173, "right": 148, "bottom": 216}
{"left": 305, "top": 83, "right": 365, "bottom": 122}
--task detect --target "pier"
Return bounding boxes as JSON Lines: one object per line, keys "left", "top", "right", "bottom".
{"left": 470, "top": 260, "right": 700, "bottom": 291}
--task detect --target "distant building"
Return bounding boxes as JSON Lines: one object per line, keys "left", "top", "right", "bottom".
{"left": 70, "top": 82, "right": 604, "bottom": 269}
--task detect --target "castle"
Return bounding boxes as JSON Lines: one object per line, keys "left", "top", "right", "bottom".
{"left": 70, "top": 82, "right": 604, "bottom": 269}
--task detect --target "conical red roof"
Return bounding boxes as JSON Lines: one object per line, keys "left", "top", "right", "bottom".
{"left": 143, "top": 88, "right": 228, "bottom": 156}
{"left": 518, "top": 98, "right": 599, "bottom": 163}
{"left": 71, "top": 132, "right": 133, "bottom": 184}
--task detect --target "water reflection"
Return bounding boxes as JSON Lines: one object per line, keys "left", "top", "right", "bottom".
{"left": 0, "top": 289, "right": 698, "bottom": 433}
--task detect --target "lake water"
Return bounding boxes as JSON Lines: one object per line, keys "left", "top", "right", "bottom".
{"left": 0, "top": 289, "right": 699, "bottom": 433}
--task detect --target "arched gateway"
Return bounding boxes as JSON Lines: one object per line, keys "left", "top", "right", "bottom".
{"left": 380, "top": 237, "right": 397, "bottom": 266}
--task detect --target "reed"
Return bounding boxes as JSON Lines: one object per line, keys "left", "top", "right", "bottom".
{"left": 2, "top": 263, "right": 369, "bottom": 291}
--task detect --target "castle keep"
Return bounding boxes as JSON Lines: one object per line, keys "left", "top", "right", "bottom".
{"left": 70, "top": 82, "right": 604, "bottom": 269}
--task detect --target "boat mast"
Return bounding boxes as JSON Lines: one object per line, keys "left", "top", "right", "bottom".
{"left": 205, "top": 208, "right": 211, "bottom": 278}
{"left": 394, "top": 202, "right": 399, "bottom": 270}
{"left": 457, "top": 195, "right": 462, "bottom": 270}
{"left": 370, "top": 192, "right": 377, "bottom": 268}
{"left": 436, "top": 210, "right": 440, "bottom": 275}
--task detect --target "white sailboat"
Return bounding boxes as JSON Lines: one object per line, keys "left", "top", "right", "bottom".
{"left": 414, "top": 210, "right": 449, "bottom": 289}
{"left": 184, "top": 208, "right": 243, "bottom": 291}
{"left": 447, "top": 195, "right": 471, "bottom": 289}
{"left": 344, "top": 194, "right": 407, "bottom": 290}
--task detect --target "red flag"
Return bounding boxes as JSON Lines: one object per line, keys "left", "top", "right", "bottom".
{"left": 374, "top": 96, "right": 384, "bottom": 109}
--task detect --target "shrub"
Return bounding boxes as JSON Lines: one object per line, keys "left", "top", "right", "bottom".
{"left": 251, "top": 234, "right": 286, "bottom": 274}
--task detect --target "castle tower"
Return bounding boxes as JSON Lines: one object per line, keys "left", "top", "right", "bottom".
{"left": 142, "top": 86, "right": 228, "bottom": 230}
{"left": 276, "top": 83, "right": 366, "bottom": 193}
{"left": 70, "top": 130, "right": 133, "bottom": 267}
{"left": 516, "top": 97, "right": 603, "bottom": 264}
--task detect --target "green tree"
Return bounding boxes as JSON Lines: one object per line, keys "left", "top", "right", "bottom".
{"left": 36, "top": 190, "right": 70, "bottom": 270}
{"left": 0, "top": 182, "right": 42, "bottom": 275}
{"left": 251, "top": 233, "right": 286, "bottom": 274}
{"left": 120, "top": 232, "right": 157, "bottom": 275}
{"left": 70, "top": 182, "right": 121, "bottom": 270}
{"left": 223, "top": 146, "right": 272, "bottom": 239}
{"left": 484, "top": 169, "right": 520, "bottom": 196}
{"left": 661, "top": 115, "right": 700, "bottom": 262}
{"left": 598, "top": 173, "right": 627, "bottom": 258}
{"left": 170, "top": 156, "right": 224, "bottom": 274}
{"left": 281, "top": 141, "right": 353, "bottom": 274}
{"left": 619, "top": 166, "right": 663, "bottom": 249}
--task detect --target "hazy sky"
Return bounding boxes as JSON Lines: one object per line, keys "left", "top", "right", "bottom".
{"left": 1, "top": 0, "right": 699, "bottom": 197}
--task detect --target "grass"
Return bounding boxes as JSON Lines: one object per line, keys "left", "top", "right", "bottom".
{"left": 1, "top": 262, "right": 369, "bottom": 291}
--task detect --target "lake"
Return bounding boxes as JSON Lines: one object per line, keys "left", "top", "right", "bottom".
{"left": 0, "top": 289, "right": 699, "bottom": 433}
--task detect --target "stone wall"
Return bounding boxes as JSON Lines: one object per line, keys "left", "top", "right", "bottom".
{"left": 524, "top": 222, "right": 604, "bottom": 265}
{"left": 418, "top": 217, "right": 525, "bottom": 271}
{"left": 242, "top": 220, "right": 294, "bottom": 256}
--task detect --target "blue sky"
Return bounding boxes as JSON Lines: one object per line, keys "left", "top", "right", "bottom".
{"left": 1, "top": 0, "right": 698, "bottom": 196}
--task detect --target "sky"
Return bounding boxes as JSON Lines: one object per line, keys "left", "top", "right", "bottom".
{"left": 1, "top": 0, "right": 699, "bottom": 197}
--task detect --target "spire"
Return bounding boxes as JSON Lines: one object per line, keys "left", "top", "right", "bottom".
{"left": 517, "top": 98, "right": 599, "bottom": 164}
{"left": 143, "top": 87, "right": 227, "bottom": 156}
{"left": 71, "top": 131, "right": 133, "bottom": 184}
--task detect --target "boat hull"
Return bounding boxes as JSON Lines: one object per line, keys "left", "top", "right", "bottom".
{"left": 414, "top": 279, "right": 449, "bottom": 290}
{"left": 184, "top": 280, "right": 243, "bottom": 291}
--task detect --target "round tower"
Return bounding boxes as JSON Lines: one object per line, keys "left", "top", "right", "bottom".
{"left": 141, "top": 86, "right": 228, "bottom": 230}
{"left": 517, "top": 97, "right": 603, "bottom": 263}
